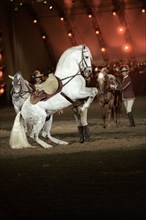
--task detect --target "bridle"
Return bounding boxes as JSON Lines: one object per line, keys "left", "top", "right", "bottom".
{"left": 11, "top": 76, "right": 30, "bottom": 99}
{"left": 60, "top": 45, "right": 92, "bottom": 103}
{"left": 61, "top": 45, "right": 92, "bottom": 87}
{"left": 79, "top": 46, "right": 92, "bottom": 74}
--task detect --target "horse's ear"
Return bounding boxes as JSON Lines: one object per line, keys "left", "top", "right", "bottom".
{"left": 83, "top": 44, "right": 86, "bottom": 49}
{"left": 16, "top": 71, "right": 22, "bottom": 75}
{"left": 8, "top": 75, "right": 14, "bottom": 80}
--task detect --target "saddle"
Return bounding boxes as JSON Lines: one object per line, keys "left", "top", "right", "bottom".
{"left": 35, "top": 73, "right": 58, "bottom": 94}
{"left": 30, "top": 74, "right": 63, "bottom": 104}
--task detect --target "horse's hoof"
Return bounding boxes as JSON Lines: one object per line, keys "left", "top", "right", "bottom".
{"left": 61, "top": 141, "right": 68, "bottom": 145}
{"left": 43, "top": 144, "right": 53, "bottom": 149}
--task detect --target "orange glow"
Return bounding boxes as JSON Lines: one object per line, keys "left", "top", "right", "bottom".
{"left": 42, "top": 35, "right": 46, "bottom": 39}
{"left": 101, "top": 48, "right": 106, "bottom": 52}
{"left": 0, "top": 70, "right": 3, "bottom": 77}
{"left": 88, "top": 14, "right": 92, "bottom": 18}
{"left": 95, "top": 30, "right": 100, "bottom": 35}
{"left": 122, "top": 44, "right": 131, "bottom": 52}
{"left": 112, "top": 11, "right": 116, "bottom": 16}
{"left": 68, "top": 32, "right": 72, "bottom": 37}
{"left": 0, "top": 88, "right": 4, "bottom": 95}
{"left": 142, "top": 8, "right": 145, "bottom": 13}
{"left": 60, "top": 17, "right": 64, "bottom": 21}
{"left": 33, "top": 19, "right": 37, "bottom": 24}
{"left": 117, "top": 26, "right": 125, "bottom": 34}
{"left": 49, "top": 5, "right": 53, "bottom": 10}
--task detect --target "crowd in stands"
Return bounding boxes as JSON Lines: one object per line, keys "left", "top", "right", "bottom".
{"left": 91, "top": 58, "right": 146, "bottom": 95}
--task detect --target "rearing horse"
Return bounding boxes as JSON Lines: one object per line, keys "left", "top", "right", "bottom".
{"left": 10, "top": 45, "right": 98, "bottom": 149}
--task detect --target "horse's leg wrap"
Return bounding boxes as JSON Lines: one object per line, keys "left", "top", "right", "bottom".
{"left": 78, "top": 126, "right": 84, "bottom": 143}
{"left": 83, "top": 125, "right": 90, "bottom": 141}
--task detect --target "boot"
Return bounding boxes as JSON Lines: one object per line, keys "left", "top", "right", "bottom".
{"left": 83, "top": 125, "right": 90, "bottom": 141}
{"left": 77, "top": 126, "right": 84, "bottom": 143}
{"left": 127, "top": 112, "right": 135, "bottom": 127}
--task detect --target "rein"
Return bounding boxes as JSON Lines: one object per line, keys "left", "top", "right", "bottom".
{"left": 61, "top": 70, "right": 81, "bottom": 87}
{"left": 60, "top": 46, "right": 91, "bottom": 103}
{"left": 11, "top": 79, "right": 30, "bottom": 99}
{"left": 61, "top": 47, "right": 91, "bottom": 88}
{"left": 59, "top": 70, "right": 82, "bottom": 104}
{"left": 11, "top": 88, "right": 30, "bottom": 99}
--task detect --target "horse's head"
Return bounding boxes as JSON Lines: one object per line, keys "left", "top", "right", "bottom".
{"left": 79, "top": 45, "right": 92, "bottom": 79}
{"left": 96, "top": 67, "right": 108, "bottom": 90}
{"left": 9, "top": 71, "right": 23, "bottom": 94}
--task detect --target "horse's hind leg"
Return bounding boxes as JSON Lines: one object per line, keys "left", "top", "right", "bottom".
{"left": 99, "top": 104, "right": 106, "bottom": 128}
{"left": 107, "top": 107, "right": 112, "bottom": 127}
{"left": 41, "top": 115, "right": 68, "bottom": 145}
{"left": 30, "top": 117, "right": 53, "bottom": 149}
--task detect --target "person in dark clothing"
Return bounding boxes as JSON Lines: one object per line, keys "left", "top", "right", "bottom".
{"left": 120, "top": 65, "right": 136, "bottom": 127}
{"left": 32, "top": 70, "right": 44, "bottom": 88}
{"left": 72, "top": 99, "right": 90, "bottom": 143}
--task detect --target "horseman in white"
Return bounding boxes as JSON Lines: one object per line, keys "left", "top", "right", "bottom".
{"left": 9, "top": 45, "right": 98, "bottom": 149}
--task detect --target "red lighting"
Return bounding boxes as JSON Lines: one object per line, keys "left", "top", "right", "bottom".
{"left": 95, "top": 30, "right": 100, "bottom": 35}
{"left": 117, "top": 26, "right": 125, "bottom": 34}
{"left": 60, "top": 17, "right": 64, "bottom": 21}
{"left": 42, "top": 35, "right": 46, "bottom": 40}
{"left": 0, "top": 69, "right": 3, "bottom": 78}
{"left": 0, "top": 88, "right": 4, "bottom": 95}
{"left": 122, "top": 44, "right": 131, "bottom": 52}
{"left": 33, "top": 19, "right": 37, "bottom": 24}
{"left": 88, "top": 14, "right": 92, "bottom": 18}
{"left": 101, "top": 48, "right": 106, "bottom": 52}
{"left": 142, "top": 8, "right": 145, "bottom": 13}
{"left": 49, "top": 5, "right": 53, "bottom": 10}
{"left": 68, "top": 32, "right": 72, "bottom": 37}
{"left": 112, "top": 11, "right": 116, "bottom": 16}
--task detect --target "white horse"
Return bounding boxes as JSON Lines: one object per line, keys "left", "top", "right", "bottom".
{"left": 8, "top": 71, "right": 30, "bottom": 113}
{"left": 9, "top": 70, "right": 55, "bottom": 141}
{"left": 10, "top": 45, "right": 98, "bottom": 149}
{"left": 9, "top": 70, "right": 91, "bottom": 145}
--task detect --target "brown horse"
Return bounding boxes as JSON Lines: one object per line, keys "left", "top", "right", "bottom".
{"left": 96, "top": 67, "right": 122, "bottom": 128}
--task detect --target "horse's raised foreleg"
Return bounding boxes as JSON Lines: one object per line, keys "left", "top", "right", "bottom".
{"left": 41, "top": 115, "right": 68, "bottom": 145}
{"left": 78, "top": 87, "right": 98, "bottom": 112}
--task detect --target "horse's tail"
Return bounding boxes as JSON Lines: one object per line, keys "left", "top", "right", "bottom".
{"left": 10, "top": 112, "right": 31, "bottom": 149}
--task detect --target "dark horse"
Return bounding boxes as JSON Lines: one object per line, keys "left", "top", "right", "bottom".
{"left": 96, "top": 67, "right": 122, "bottom": 128}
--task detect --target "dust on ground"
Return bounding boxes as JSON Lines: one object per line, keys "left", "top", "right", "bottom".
{"left": 0, "top": 96, "right": 146, "bottom": 158}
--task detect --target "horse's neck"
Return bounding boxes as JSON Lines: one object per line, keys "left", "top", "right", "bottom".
{"left": 21, "top": 80, "right": 30, "bottom": 92}
{"left": 105, "top": 79, "right": 111, "bottom": 90}
{"left": 98, "top": 78, "right": 109, "bottom": 91}
{"left": 55, "top": 55, "right": 79, "bottom": 78}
